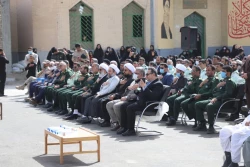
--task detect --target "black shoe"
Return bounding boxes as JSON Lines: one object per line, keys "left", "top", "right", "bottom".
{"left": 161, "top": 115, "right": 168, "bottom": 121}
{"left": 99, "top": 121, "right": 111, "bottom": 127}
{"left": 225, "top": 114, "right": 239, "bottom": 121}
{"left": 192, "top": 122, "right": 197, "bottom": 129}
{"left": 44, "top": 103, "right": 52, "bottom": 108}
{"left": 111, "top": 123, "right": 120, "bottom": 131}
{"left": 117, "top": 127, "right": 127, "bottom": 134}
{"left": 218, "top": 113, "right": 228, "bottom": 118}
{"left": 228, "top": 162, "right": 239, "bottom": 167}
{"left": 166, "top": 118, "right": 176, "bottom": 126}
{"left": 65, "top": 111, "right": 73, "bottom": 117}
{"left": 58, "top": 110, "right": 68, "bottom": 115}
{"left": 55, "top": 110, "right": 62, "bottom": 114}
{"left": 76, "top": 117, "right": 92, "bottom": 124}
{"left": 222, "top": 152, "right": 232, "bottom": 167}
{"left": 64, "top": 114, "right": 78, "bottom": 120}
{"left": 193, "top": 122, "right": 207, "bottom": 131}
{"left": 122, "top": 129, "right": 136, "bottom": 136}
{"left": 207, "top": 126, "right": 218, "bottom": 134}
{"left": 47, "top": 107, "right": 54, "bottom": 112}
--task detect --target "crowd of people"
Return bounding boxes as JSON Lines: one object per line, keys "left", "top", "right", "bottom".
{"left": 8, "top": 43, "right": 250, "bottom": 167}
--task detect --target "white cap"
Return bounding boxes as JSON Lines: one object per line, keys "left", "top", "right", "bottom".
{"left": 124, "top": 63, "right": 136, "bottom": 73}
{"left": 176, "top": 64, "right": 186, "bottom": 72}
{"left": 100, "top": 63, "right": 109, "bottom": 72}
{"left": 109, "top": 64, "right": 120, "bottom": 74}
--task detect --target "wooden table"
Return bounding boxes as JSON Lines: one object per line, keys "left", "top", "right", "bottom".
{"left": 44, "top": 127, "right": 100, "bottom": 164}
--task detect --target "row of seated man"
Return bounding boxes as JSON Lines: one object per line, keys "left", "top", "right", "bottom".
{"left": 23, "top": 56, "right": 246, "bottom": 138}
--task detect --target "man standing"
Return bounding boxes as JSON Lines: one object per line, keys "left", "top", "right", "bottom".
{"left": 72, "top": 44, "right": 89, "bottom": 63}
{"left": 0, "top": 49, "right": 9, "bottom": 96}
{"left": 24, "top": 47, "right": 38, "bottom": 65}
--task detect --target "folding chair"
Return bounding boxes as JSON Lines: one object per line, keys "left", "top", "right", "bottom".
{"left": 135, "top": 85, "right": 170, "bottom": 137}
{"left": 214, "top": 84, "right": 245, "bottom": 128}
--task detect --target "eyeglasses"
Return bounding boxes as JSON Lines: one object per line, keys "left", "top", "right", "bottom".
{"left": 146, "top": 73, "right": 152, "bottom": 76}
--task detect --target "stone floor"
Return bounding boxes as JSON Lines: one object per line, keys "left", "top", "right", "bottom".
{"left": 0, "top": 84, "right": 244, "bottom": 167}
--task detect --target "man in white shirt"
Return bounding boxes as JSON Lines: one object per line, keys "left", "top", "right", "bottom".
{"left": 199, "top": 59, "right": 207, "bottom": 81}
{"left": 231, "top": 60, "right": 245, "bottom": 85}
{"left": 25, "top": 47, "right": 38, "bottom": 65}
{"left": 220, "top": 115, "right": 250, "bottom": 167}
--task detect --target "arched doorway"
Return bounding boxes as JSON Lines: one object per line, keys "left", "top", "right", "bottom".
{"left": 184, "top": 12, "right": 206, "bottom": 58}
{"left": 69, "top": 1, "right": 93, "bottom": 50}
{"left": 122, "top": 2, "right": 144, "bottom": 50}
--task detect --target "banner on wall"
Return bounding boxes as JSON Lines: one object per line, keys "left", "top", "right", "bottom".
{"left": 158, "top": 0, "right": 174, "bottom": 49}
{"left": 228, "top": 0, "right": 250, "bottom": 40}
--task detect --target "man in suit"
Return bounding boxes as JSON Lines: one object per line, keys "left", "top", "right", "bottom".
{"left": 63, "top": 63, "right": 109, "bottom": 120}
{"left": 117, "top": 67, "right": 164, "bottom": 136}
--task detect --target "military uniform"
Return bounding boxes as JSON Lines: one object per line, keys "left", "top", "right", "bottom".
{"left": 63, "top": 73, "right": 90, "bottom": 111}
{"left": 181, "top": 77, "right": 219, "bottom": 121}
{"left": 166, "top": 77, "right": 202, "bottom": 122}
{"left": 45, "top": 69, "right": 72, "bottom": 104}
{"left": 195, "top": 77, "right": 236, "bottom": 126}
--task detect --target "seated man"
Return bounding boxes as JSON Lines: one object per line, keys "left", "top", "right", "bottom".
{"left": 106, "top": 67, "right": 145, "bottom": 131}
{"left": 76, "top": 64, "right": 120, "bottom": 123}
{"left": 63, "top": 63, "right": 109, "bottom": 120}
{"left": 117, "top": 67, "right": 164, "bottom": 136}
{"left": 181, "top": 65, "right": 219, "bottom": 128}
{"left": 194, "top": 66, "right": 236, "bottom": 134}
{"left": 166, "top": 66, "right": 202, "bottom": 126}
{"left": 158, "top": 63, "right": 173, "bottom": 86}
{"left": 44, "top": 62, "right": 72, "bottom": 109}
{"left": 219, "top": 115, "right": 250, "bottom": 167}
{"left": 98, "top": 63, "right": 135, "bottom": 127}
{"left": 52, "top": 65, "right": 90, "bottom": 114}
{"left": 168, "top": 64, "right": 187, "bottom": 96}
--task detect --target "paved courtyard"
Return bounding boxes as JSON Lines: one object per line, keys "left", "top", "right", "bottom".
{"left": 0, "top": 83, "right": 242, "bottom": 167}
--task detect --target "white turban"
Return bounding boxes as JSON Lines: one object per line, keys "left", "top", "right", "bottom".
{"left": 124, "top": 63, "right": 136, "bottom": 73}
{"left": 109, "top": 64, "right": 120, "bottom": 74}
{"left": 176, "top": 64, "right": 186, "bottom": 72}
{"left": 100, "top": 63, "right": 109, "bottom": 72}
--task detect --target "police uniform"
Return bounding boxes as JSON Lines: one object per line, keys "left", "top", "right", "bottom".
{"left": 195, "top": 77, "right": 236, "bottom": 129}
{"left": 166, "top": 76, "right": 202, "bottom": 124}
{"left": 181, "top": 77, "right": 219, "bottom": 121}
